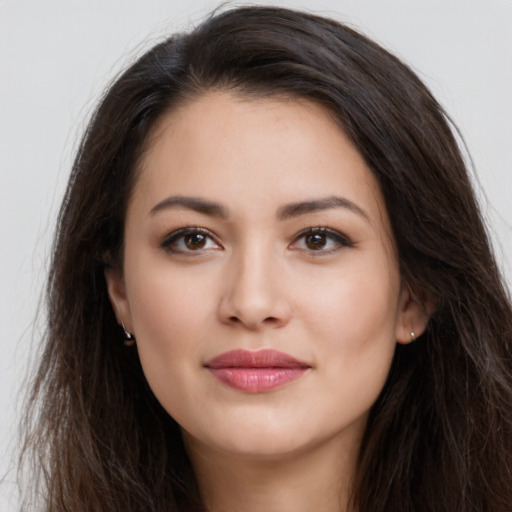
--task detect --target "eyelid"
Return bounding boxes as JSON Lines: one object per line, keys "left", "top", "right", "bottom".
{"left": 160, "top": 226, "right": 222, "bottom": 253}
{"left": 289, "top": 226, "right": 353, "bottom": 253}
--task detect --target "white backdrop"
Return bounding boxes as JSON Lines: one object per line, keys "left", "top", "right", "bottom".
{"left": 1, "top": 0, "right": 511, "bottom": 505}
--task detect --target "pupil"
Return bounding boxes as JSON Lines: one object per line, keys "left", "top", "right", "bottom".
{"left": 306, "top": 233, "right": 326, "bottom": 250}
{"left": 185, "top": 233, "right": 206, "bottom": 249}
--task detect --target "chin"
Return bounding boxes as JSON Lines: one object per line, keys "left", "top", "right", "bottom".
{"left": 181, "top": 411, "right": 365, "bottom": 464}
{"left": 187, "top": 430, "right": 312, "bottom": 461}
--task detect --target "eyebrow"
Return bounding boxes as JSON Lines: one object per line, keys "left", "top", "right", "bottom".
{"left": 149, "top": 196, "right": 229, "bottom": 218}
{"left": 149, "top": 194, "right": 368, "bottom": 222}
{"left": 277, "top": 196, "right": 369, "bottom": 221}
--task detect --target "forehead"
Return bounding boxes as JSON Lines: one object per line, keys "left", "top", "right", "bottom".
{"left": 132, "top": 91, "right": 389, "bottom": 230}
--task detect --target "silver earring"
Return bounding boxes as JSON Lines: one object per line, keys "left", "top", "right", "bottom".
{"left": 410, "top": 331, "right": 415, "bottom": 341}
{"left": 122, "top": 323, "right": 135, "bottom": 347}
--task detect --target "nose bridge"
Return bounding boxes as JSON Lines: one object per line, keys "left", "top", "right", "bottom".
{"left": 219, "top": 237, "right": 291, "bottom": 329}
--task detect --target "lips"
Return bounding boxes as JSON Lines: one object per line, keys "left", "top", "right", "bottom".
{"left": 205, "top": 349, "right": 310, "bottom": 393}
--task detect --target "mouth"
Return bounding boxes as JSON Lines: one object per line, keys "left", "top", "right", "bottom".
{"left": 204, "top": 349, "right": 311, "bottom": 393}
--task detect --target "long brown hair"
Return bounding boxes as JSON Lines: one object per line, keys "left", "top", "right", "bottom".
{"left": 21, "top": 6, "right": 512, "bottom": 511}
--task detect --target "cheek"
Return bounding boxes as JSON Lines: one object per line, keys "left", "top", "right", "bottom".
{"left": 295, "top": 260, "right": 399, "bottom": 393}
{"left": 126, "top": 265, "right": 217, "bottom": 392}
{"left": 297, "top": 260, "right": 399, "bottom": 341}
{"left": 128, "top": 254, "right": 217, "bottom": 335}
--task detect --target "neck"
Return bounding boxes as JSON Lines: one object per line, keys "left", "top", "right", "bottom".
{"left": 184, "top": 431, "right": 361, "bottom": 512}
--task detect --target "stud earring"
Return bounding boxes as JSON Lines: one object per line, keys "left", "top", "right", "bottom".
{"left": 122, "top": 323, "right": 136, "bottom": 347}
{"left": 410, "top": 331, "right": 415, "bottom": 341}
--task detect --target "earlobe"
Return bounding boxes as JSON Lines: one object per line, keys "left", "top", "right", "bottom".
{"left": 395, "top": 283, "right": 433, "bottom": 344}
{"left": 104, "top": 267, "right": 133, "bottom": 331}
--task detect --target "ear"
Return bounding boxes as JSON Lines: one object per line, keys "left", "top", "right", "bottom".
{"left": 104, "top": 267, "right": 133, "bottom": 332}
{"left": 395, "top": 282, "right": 433, "bottom": 344}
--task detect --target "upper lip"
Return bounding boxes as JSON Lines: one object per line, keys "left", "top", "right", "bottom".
{"left": 205, "top": 349, "right": 310, "bottom": 369}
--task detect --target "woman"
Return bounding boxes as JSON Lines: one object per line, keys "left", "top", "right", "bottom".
{"left": 21, "top": 6, "right": 512, "bottom": 511}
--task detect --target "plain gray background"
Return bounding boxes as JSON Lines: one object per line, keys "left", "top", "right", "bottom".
{"left": 1, "top": 0, "right": 511, "bottom": 506}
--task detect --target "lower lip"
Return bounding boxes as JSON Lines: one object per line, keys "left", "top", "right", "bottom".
{"left": 208, "top": 367, "right": 308, "bottom": 393}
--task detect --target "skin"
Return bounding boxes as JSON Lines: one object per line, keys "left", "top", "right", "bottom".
{"left": 106, "top": 91, "right": 428, "bottom": 511}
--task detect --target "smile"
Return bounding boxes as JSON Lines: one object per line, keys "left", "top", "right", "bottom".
{"left": 205, "top": 349, "right": 311, "bottom": 393}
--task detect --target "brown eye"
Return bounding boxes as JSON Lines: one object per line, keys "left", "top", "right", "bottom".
{"left": 184, "top": 233, "right": 207, "bottom": 250}
{"left": 305, "top": 233, "right": 327, "bottom": 250}
{"left": 290, "top": 227, "right": 353, "bottom": 254}
{"left": 161, "top": 228, "right": 221, "bottom": 254}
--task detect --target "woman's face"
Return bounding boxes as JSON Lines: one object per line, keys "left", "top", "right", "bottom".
{"left": 106, "top": 92, "right": 425, "bottom": 460}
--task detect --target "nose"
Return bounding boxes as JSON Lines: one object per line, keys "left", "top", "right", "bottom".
{"left": 218, "top": 246, "right": 292, "bottom": 330}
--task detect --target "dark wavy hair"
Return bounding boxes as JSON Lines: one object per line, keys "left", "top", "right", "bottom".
{"left": 21, "top": 6, "right": 512, "bottom": 511}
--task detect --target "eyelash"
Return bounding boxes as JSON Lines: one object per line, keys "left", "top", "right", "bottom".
{"left": 291, "top": 227, "right": 353, "bottom": 255}
{"left": 160, "top": 226, "right": 353, "bottom": 255}
{"left": 160, "top": 227, "right": 222, "bottom": 254}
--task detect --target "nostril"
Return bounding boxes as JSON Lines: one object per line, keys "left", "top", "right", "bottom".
{"left": 226, "top": 315, "right": 280, "bottom": 329}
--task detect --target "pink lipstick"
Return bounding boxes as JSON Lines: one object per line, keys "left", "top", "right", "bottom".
{"left": 205, "top": 349, "right": 310, "bottom": 393}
